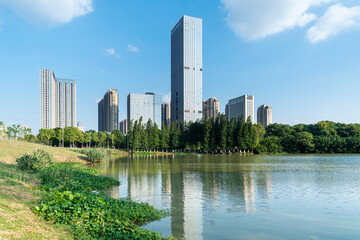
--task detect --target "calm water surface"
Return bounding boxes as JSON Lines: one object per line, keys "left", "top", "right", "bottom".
{"left": 102, "top": 154, "right": 360, "bottom": 240}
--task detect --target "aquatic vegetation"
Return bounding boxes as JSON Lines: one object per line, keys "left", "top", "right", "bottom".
{"left": 34, "top": 162, "right": 171, "bottom": 239}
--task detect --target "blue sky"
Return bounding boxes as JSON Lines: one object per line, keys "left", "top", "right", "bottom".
{"left": 0, "top": 0, "right": 360, "bottom": 133}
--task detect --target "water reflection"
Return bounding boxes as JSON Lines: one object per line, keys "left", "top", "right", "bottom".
{"left": 103, "top": 154, "right": 360, "bottom": 240}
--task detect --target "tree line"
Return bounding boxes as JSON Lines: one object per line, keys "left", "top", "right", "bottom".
{"left": 2, "top": 118, "right": 360, "bottom": 154}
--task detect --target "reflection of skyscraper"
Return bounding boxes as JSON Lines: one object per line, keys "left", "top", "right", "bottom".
{"left": 183, "top": 172, "right": 203, "bottom": 240}
{"left": 170, "top": 171, "right": 185, "bottom": 239}
{"left": 171, "top": 15, "right": 203, "bottom": 123}
{"left": 243, "top": 171, "right": 255, "bottom": 214}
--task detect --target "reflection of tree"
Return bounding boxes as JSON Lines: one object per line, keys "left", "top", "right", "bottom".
{"left": 102, "top": 154, "right": 274, "bottom": 239}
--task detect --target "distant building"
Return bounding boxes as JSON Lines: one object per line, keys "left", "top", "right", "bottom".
{"left": 77, "top": 122, "right": 84, "bottom": 132}
{"left": 127, "top": 92, "right": 162, "bottom": 128}
{"left": 225, "top": 95, "right": 254, "bottom": 123}
{"left": 0, "top": 124, "right": 7, "bottom": 139}
{"left": 98, "top": 89, "right": 119, "bottom": 132}
{"left": 171, "top": 15, "right": 203, "bottom": 123}
{"left": 202, "top": 98, "right": 220, "bottom": 119}
{"left": 257, "top": 105, "right": 272, "bottom": 128}
{"left": 39, "top": 69, "right": 76, "bottom": 129}
{"left": 119, "top": 119, "right": 128, "bottom": 135}
{"left": 161, "top": 103, "right": 171, "bottom": 127}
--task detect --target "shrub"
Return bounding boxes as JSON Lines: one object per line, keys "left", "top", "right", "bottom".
{"left": 16, "top": 149, "right": 54, "bottom": 172}
{"left": 85, "top": 149, "right": 109, "bottom": 163}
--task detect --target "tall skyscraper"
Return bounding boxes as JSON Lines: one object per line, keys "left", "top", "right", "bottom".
{"left": 225, "top": 95, "right": 254, "bottom": 123}
{"left": 257, "top": 105, "right": 272, "bottom": 128}
{"left": 171, "top": 15, "right": 203, "bottom": 123}
{"left": 161, "top": 103, "right": 171, "bottom": 127}
{"left": 202, "top": 97, "right": 220, "bottom": 119}
{"left": 127, "top": 92, "right": 162, "bottom": 128}
{"left": 39, "top": 69, "right": 76, "bottom": 129}
{"left": 119, "top": 119, "right": 128, "bottom": 135}
{"left": 98, "top": 89, "right": 119, "bottom": 132}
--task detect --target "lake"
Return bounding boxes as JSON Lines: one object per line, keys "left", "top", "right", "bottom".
{"left": 102, "top": 154, "right": 360, "bottom": 240}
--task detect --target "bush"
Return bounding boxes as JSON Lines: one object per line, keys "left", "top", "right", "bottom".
{"left": 16, "top": 149, "right": 54, "bottom": 172}
{"left": 85, "top": 149, "right": 109, "bottom": 163}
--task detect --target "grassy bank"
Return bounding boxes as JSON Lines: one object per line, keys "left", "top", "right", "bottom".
{"left": 0, "top": 139, "right": 171, "bottom": 239}
{"left": 0, "top": 162, "right": 74, "bottom": 239}
{"left": 0, "top": 139, "right": 86, "bottom": 165}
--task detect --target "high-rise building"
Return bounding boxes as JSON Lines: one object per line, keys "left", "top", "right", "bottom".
{"left": 202, "top": 97, "right": 220, "bottom": 119}
{"left": 257, "top": 105, "right": 272, "bottom": 128}
{"left": 39, "top": 69, "right": 76, "bottom": 129}
{"left": 98, "top": 89, "right": 119, "bottom": 132}
{"left": 161, "top": 103, "right": 171, "bottom": 127}
{"left": 171, "top": 15, "right": 203, "bottom": 123}
{"left": 119, "top": 119, "right": 128, "bottom": 135}
{"left": 127, "top": 92, "right": 162, "bottom": 128}
{"left": 225, "top": 95, "right": 254, "bottom": 123}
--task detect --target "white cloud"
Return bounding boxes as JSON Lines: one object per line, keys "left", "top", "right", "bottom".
{"left": 127, "top": 44, "right": 139, "bottom": 52}
{"left": 0, "top": 0, "right": 93, "bottom": 25}
{"left": 163, "top": 92, "right": 171, "bottom": 103}
{"left": 307, "top": 4, "right": 360, "bottom": 43}
{"left": 105, "top": 48, "right": 115, "bottom": 55}
{"left": 221, "top": 0, "right": 332, "bottom": 41}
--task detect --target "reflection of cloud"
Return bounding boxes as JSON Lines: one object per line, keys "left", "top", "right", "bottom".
{"left": 96, "top": 98, "right": 102, "bottom": 103}
{"left": 0, "top": 0, "right": 93, "bottom": 25}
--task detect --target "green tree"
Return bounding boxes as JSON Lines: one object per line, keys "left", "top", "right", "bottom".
{"left": 97, "top": 131, "right": 108, "bottom": 148}
{"left": 227, "top": 118, "right": 236, "bottom": 149}
{"left": 64, "top": 127, "right": 82, "bottom": 147}
{"left": 160, "top": 124, "right": 170, "bottom": 150}
{"left": 38, "top": 129, "right": 54, "bottom": 145}
{"left": 203, "top": 118, "right": 213, "bottom": 152}
{"left": 170, "top": 122, "right": 179, "bottom": 149}
{"left": 219, "top": 114, "right": 228, "bottom": 150}
{"left": 294, "top": 132, "right": 315, "bottom": 153}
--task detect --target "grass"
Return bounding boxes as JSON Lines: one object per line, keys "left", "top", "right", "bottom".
{"left": 0, "top": 139, "right": 172, "bottom": 239}
{"left": 0, "top": 139, "right": 86, "bottom": 165}
{"left": 0, "top": 162, "right": 74, "bottom": 240}
{"left": 0, "top": 139, "right": 85, "bottom": 239}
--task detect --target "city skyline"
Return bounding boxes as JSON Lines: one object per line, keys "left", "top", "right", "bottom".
{"left": 1, "top": 0, "right": 360, "bottom": 133}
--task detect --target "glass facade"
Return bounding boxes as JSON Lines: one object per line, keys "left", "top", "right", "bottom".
{"left": 171, "top": 15, "right": 203, "bottom": 123}
{"left": 127, "top": 93, "right": 162, "bottom": 128}
{"left": 225, "top": 95, "right": 255, "bottom": 123}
